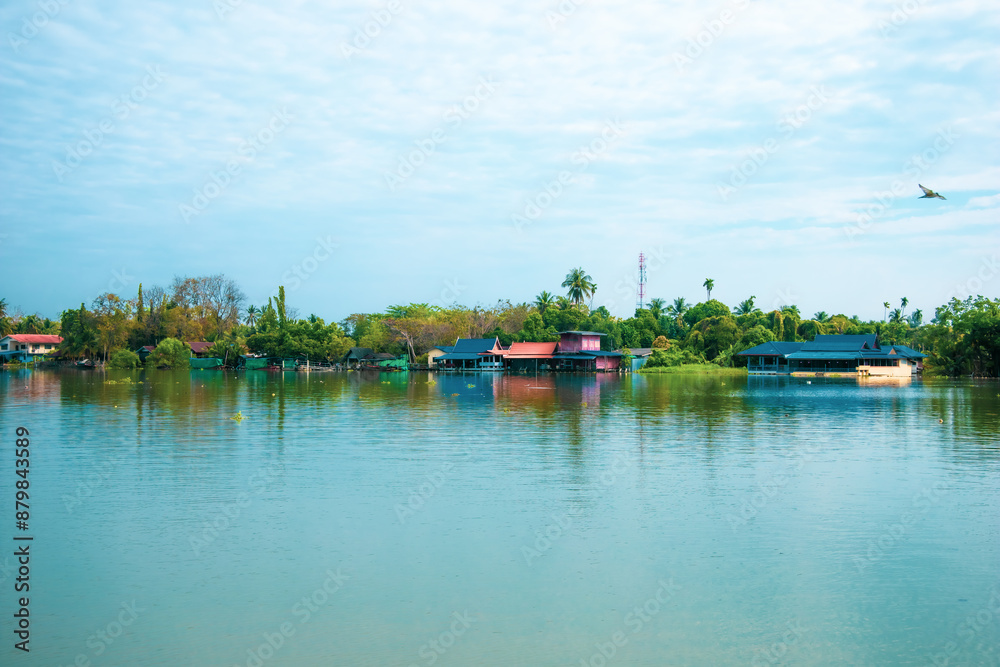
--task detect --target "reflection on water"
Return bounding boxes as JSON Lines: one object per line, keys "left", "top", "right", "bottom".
{"left": 0, "top": 368, "right": 998, "bottom": 666}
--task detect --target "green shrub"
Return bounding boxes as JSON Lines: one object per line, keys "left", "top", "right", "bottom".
{"left": 145, "top": 338, "right": 191, "bottom": 368}
{"left": 108, "top": 349, "right": 140, "bottom": 369}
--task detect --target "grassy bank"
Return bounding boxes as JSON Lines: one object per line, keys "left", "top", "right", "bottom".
{"left": 638, "top": 364, "right": 748, "bottom": 375}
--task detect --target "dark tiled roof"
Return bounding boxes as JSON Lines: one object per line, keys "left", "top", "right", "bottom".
{"left": 187, "top": 341, "right": 213, "bottom": 354}
{"left": 737, "top": 341, "right": 804, "bottom": 357}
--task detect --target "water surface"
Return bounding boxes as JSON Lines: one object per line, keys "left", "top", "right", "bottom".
{"left": 1, "top": 370, "right": 998, "bottom": 666}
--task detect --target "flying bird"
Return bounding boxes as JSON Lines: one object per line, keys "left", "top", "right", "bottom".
{"left": 918, "top": 184, "right": 946, "bottom": 200}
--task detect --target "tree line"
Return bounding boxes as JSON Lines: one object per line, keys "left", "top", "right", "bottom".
{"left": 0, "top": 268, "right": 997, "bottom": 376}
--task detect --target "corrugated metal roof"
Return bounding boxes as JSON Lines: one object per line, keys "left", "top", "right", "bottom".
{"left": 505, "top": 342, "right": 558, "bottom": 357}
{"left": 799, "top": 334, "right": 878, "bottom": 352}
{"left": 451, "top": 337, "right": 501, "bottom": 354}
{"left": 580, "top": 351, "right": 623, "bottom": 357}
{"left": 557, "top": 331, "right": 606, "bottom": 336}
{"left": 3, "top": 334, "right": 63, "bottom": 344}
{"left": 787, "top": 351, "right": 864, "bottom": 360}
{"left": 187, "top": 341, "right": 213, "bottom": 354}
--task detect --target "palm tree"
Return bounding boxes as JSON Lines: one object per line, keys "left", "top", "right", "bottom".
{"left": 813, "top": 311, "right": 830, "bottom": 322}
{"left": 703, "top": 278, "right": 715, "bottom": 301}
{"left": 900, "top": 297, "right": 909, "bottom": 317}
{"left": 0, "top": 298, "right": 9, "bottom": 337}
{"left": 555, "top": 296, "right": 572, "bottom": 311}
{"left": 781, "top": 304, "right": 800, "bottom": 319}
{"left": 735, "top": 296, "right": 757, "bottom": 316}
{"left": 889, "top": 308, "right": 903, "bottom": 323}
{"left": 245, "top": 305, "right": 258, "bottom": 327}
{"left": 648, "top": 298, "right": 666, "bottom": 319}
{"left": 562, "top": 268, "right": 597, "bottom": 306}
{"left": 15, "top": 314, "right": 41, "bottom": 334}
{"left": 883, "top": 301, "right": 891, "bottom": 322}
{"left": 534, "top": 291, "right": 555, "bottom": 315}
{"left": 909, "top": 309, "right": 923, "bottom": 327}
{"left": 666, "top": 297, "right": 690, "bottom": 321}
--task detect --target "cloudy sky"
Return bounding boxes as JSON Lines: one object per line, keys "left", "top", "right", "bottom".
{"left": 1, "top": 0, "right": 997, "bottom": 323}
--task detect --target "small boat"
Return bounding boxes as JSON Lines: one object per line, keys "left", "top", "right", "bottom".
{"left": 76, "top": 359, "right": 95, "bottom": 369}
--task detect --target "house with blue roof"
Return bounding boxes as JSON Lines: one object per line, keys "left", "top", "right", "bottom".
{"left": 738, "top": 334, "right": 926, "bottom": 376}
{"left": 435, "top": 337, "right": 505, "bottom": 371}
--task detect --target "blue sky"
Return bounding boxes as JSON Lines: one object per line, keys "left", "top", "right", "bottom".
{"left": 1, "top": 0, "right": 997, "bottom": 323}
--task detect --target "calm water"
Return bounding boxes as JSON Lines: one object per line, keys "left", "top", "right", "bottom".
{"left": 1, "top": 369, "right": 998, "bottom": 666}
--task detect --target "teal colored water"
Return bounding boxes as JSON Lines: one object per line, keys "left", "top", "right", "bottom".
{"left": 1, "top": 369, "right": 998, "bottom": 666}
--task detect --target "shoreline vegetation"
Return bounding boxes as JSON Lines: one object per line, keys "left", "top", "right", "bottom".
{"left": 2, "top": 269, "right": 998, "bottom": 377}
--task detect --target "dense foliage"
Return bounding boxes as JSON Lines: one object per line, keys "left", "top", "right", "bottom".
{"left": 2, "top": 272, "right": 999, "bottom": 377}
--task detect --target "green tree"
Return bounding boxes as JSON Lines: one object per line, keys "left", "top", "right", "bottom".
{"left": 146, "top": 338, "right": 191, "bottom": 368}
{"left": 0, "top": 298, "right": 10, "bottom": 336}
{"left": 813, "top": 311, "right": 829, "bottom": 322}
{"left": 703, "top": 278, "right": 715, "bottom": 300}
{"left": 108, "top": 349, "right": 140, "bottom": 369}
{"left": 534, "top": 291, "right": 555, "bottom": 315}
{"left": 246, "top": 305, "right": 259, "bottom": 328}
{"left": 648, "top": 298, "right": 666, "bottom": 319}
{"left": 900, "top": 297, "right": 909, "bottom": 317}
{"left": 735, "top": 296, "right": 757, "bottom": 316}
{"left": 562, "top": 268, "right": 597, "bottom": 306}
{"left": 883, "top": 301, "right": 891, "bottom": 322}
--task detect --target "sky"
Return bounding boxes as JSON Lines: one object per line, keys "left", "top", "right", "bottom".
{"left": 1, "top": 0, "right": 998, "bottom": 324}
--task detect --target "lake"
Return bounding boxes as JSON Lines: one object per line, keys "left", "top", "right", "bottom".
{"left": 1, "top": 369, "right": 998, "bottom": 666}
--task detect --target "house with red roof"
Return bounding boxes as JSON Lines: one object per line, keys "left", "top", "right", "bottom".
{"left": 0, "top": 334, "right": 63, "bottom": 362}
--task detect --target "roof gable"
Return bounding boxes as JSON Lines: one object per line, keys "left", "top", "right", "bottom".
{"left": 452, "top": 337, "right": 501, "bottom": 354}
{"left": 506, "top": 342, "right": 558, "bottom": 357}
